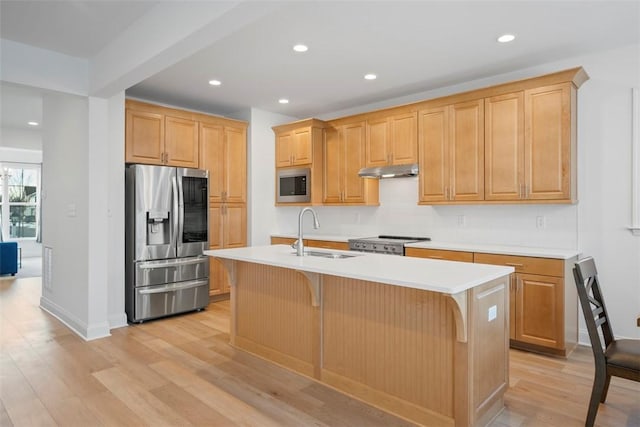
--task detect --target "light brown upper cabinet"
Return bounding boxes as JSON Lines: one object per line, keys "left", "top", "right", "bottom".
{"left": 418, "top": 100, "right": 484, "bottom": 203}
{"left": 273, "top": 67, "right": 587, "bottom": 206}
{"left": 125, "top": 100, "right": 199, "bottom": 168}
{"left": 276, "top": 126, "right": 313, "bottom": 167}
{"left": 524, "top": 83, "right": 574, "bottom": 201}
{"left": 485, "top": 84, "right": 576, "bottom": 202}
{"left": 200, "top": 120, "right": 247, "bottom": 204}
{"left": 485, "top": 92, "right": 525, "bottom": 201}
{"left": 366, "top": 112, "right": 418, "bottom": 167}
{"left": 272, "top": 119, "right": 327, "bottom": 205}
{"left": 324, "top": 122, "right": 379, "bottom": 205}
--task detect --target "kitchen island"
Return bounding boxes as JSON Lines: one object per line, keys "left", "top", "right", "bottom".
{"left": 205, "top": 245, "right": 513, "bottom": 427}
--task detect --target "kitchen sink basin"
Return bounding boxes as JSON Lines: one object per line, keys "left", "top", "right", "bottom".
{"left": 297, "top": 250, "right": 360, "bottom": 259}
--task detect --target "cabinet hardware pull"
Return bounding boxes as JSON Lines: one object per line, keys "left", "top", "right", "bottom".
{"left": 428, "top": 256, "right": 444, "bottom": 259}
{"left": 505, "top": 262, "right": 524, "bottom": 267}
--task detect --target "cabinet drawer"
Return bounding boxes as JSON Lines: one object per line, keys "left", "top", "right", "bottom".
{"left": 405, "top": 248, "right": 474, "bottom": 262}
{"left": 271, "top": 237, "right": 296, "bottom": 246}
{"left": 306, "top": 240, "right": 349, "bottom": 251}
{"left": 474, "top": 253, "right": 564, "bottom": 277}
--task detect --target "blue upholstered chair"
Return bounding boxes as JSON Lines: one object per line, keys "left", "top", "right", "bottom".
{"left": 0, "top": 242, "right": 19, "bottom": 275}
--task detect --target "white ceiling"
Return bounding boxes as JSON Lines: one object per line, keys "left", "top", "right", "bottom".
{"left": 1, "top": 1, "right": 639, "bottom": 150}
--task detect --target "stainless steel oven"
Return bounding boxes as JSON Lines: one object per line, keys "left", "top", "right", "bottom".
{"left": 277, "top": 168, "right": 311, "bottom": 203}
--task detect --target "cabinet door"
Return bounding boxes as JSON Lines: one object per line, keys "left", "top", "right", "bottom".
{"left": 292, "top": 128, "right": 312, "bottom": 165}
{"left": 225, "top": 126, "right": 247, "bottom": 204}
{"left": 524, "top": 84, "right": 571, "bottom": 200}
{"left": 485, "top": 93, "right": 524, "bottom": 201}
{"left": 200, "top": 123, "right": 224, "bottom": 203}
{"left": 418, "top": 107, "right": 449, "bottom": 202}
{"left": 208, "top": 204, "right": 223, "bottom": 249}
{"left": 209, "top": 257, "right": 231, "bottom": 295}
{"left": 450, "top": 100, "right": 484, "bottom": 201}
{"left": 515, "top": 273, "right": 564, "bottom": 349}
{"left": 223, "top": 204, "right": 247, "bottom": 248}
{"left": 366, "top": 117, "right": 389, "bottom": 166}
{"left": 165, "top": 116, "right": 199, "bottom": 168}
{"left": 509, "top": 274, "right": 516, "bottom": 340}
{"left": 342, "top": 122, "right": 367, "bottom": 203}
{"left": 275, "top": 132, "right": 293, "bottom": 167}
{"left": 390, "top": 112, "right": 418, "bottom": 165}
{"left": 125, "top": 109, "right": 164, "bottom": 165}
{"left": 323, "top": 127, "right": 343, "bottom": 203}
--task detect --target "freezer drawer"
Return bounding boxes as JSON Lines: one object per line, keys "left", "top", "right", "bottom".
{"left": 133, "top": 279, "right": 209, "bottom": 322}
{"left": 134, "top": 256, "right": 208, "bottom": 287}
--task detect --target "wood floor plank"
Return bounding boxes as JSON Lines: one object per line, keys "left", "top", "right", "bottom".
{"left": 150, "top": 382, "right": 237, "bottom": 426}
{"left": 81, "top": 391, "right": 148, "bottom": 427}
{"left": 149, "top": 359, "right": 283, "bottom": 427}
{"left": 92, "top": 365, "right": 193, "bottom": 426}
{"left": 3, "top": 397, "right": 57, "bottom": 427}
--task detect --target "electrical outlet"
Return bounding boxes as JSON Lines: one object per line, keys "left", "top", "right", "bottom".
{"left": 536, "top": 216, "right": 546, "bottom": 229}
{"left": 457, "top": 215, "right": 466, "bottom": 227}
{"left": 488, "top": 305, "right": 497, "bottom": 322}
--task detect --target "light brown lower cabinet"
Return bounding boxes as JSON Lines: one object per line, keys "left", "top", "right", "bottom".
{"left": 405, "top": 247, "right": 474, "bottom": 262}
{"left": 209, "top": 203, "right": 246, "bottom": 296}
{"left": 407, "top": 248, "right": 577, "bottom": 356}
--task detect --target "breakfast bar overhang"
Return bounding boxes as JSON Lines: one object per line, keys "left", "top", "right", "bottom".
{"left": 206, "top": 245, "right": 514, "bottom": 427}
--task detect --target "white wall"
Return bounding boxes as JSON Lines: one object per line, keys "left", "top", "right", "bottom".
{"left": 39, "top": 92, "right": 92, "bottom": 335}
{"left": 243, "top": 108, "right": 298, "bottom": 246}
{"left": 266, "top": 44, "right": 640, "bottom": 340}
{"left": 0, "top": 147, "right": 42, "bottom": 164}
{"left": 107, "top": 92, "right": 127, "bottom": 330}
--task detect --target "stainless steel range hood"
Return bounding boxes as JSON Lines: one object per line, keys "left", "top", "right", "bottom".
{"left": 358, "top": 163, "right": 419, "bottom": 179}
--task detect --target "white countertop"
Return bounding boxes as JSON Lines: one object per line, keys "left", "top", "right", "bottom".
{"left": 205, "top": 245, "right": 513, "bottom": 295}
{"left": 270, "top": 233, "right": 579, "bottom": 259}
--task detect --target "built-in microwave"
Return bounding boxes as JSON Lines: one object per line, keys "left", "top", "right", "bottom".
{"left": 277, "top": 168, "right": 311, "bottom": 203}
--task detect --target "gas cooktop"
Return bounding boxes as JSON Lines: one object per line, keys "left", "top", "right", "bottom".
{"left": 348, "top": 235, "right": 431, "bottom": 255}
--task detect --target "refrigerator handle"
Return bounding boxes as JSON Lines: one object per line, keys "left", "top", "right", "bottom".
{"left": 171, "top": 175, "right": 179, "bottom": 250}
{"left": 176, "top": 172, "right": 185, "bottom": 252}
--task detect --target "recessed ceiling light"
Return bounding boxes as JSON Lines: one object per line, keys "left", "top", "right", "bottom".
{"left": 279, "top": 98, "right": 289, "bottom": 104}
{"left": 208, "top": 79, "right": 222, "bottom": 86}
{"left": 497, "top": 34, "right": 515, "bottom": 43}
{"left": 364, "top": 73, "right": 377, "bottom": 80}
{"left": 27, "top": 121, "right": 39, "bottom": 126}
{"left": 293, "top": 44, "right": 308, "bottom": 52}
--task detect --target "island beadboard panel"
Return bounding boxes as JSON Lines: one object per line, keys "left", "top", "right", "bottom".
{"left": 322, "top": 276, "right": 456, "bottom": 425}
{"left": 233, "top": 263, "right": 317, "bottom": 378}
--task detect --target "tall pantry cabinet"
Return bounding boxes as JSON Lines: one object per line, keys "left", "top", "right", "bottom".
{"left": 200, "top": 118, "right": 248, "bottom": 296}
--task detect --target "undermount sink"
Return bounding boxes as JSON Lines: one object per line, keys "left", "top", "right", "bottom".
{"left": 297, "top": 250, "right": 360, "bottom": 259}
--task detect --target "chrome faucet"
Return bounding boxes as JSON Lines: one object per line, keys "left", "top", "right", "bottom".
{"left": 295, "top": 207, "right": 320, "bottom": 256}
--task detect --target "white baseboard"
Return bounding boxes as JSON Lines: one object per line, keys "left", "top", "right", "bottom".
{"left": 39, "top": 296, "right": 111, "bottom": 341}
{"left": 109, "top": 312, "right": 128, "bottom": 330}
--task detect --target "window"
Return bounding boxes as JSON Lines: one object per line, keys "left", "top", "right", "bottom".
{"left": 0, "top": 164, "right": 40, "bottom": 240}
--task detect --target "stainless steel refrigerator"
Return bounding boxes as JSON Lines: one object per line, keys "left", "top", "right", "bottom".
{"left": 125, "top": 164, "right": 209, "bottom": 323}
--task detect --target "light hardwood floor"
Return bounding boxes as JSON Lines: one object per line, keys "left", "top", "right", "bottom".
{"left": 1, "top": 276, "right": 638, "bottom": 426}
